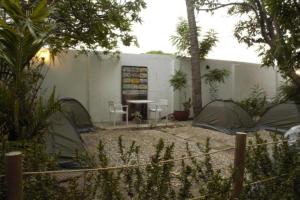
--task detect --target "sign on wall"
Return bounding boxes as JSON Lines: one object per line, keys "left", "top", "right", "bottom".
{"left": 121, "top": 66, "right": 148, "bottom": 120}
{"left": 122, "top": 66, "right": 148, "bottom": 96}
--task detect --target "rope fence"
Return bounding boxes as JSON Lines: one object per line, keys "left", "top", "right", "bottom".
{"left": 189, "top": 194, "right": 208, "bottom": 200}
{"left": 247, "top": 139, "right": 293, "bottom": 148}
{"left": 247, "top": 174, "right": 287, "bottom": 186}
{"left": 0, "top": 138, "right": 293, "bottom": 178}
{"left": 0, "top": 146, "right": 235, "bottom": 178}
{"left": 1, "top": 134, "right": 296, "bottom": 200}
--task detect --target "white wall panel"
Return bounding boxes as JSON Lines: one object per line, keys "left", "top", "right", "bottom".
{"left": 42, "top": 51, "right": 281, "bottom": 122}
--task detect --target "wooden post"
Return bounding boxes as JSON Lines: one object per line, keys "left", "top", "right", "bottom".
{"left": 5, "top": 151, "right": 23, "bottom": 200}
{"left": 231, "top": 132, "right": 247, "bottom": 200}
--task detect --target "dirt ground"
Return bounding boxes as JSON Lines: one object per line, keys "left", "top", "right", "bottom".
{"left": 81, "top": 123, "right": 242, "bottom": 172}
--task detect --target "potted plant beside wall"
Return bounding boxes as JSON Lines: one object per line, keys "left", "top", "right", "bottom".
{"left": 169, "top": 70, "right": 191, "bottom": 121}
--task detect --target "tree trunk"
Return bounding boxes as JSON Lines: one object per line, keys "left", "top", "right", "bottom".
{"left": 185, "top": 0, "right": 202, "bottom": 116}
{"left": 288, "top": 70, "right": 300, "bottom": 89}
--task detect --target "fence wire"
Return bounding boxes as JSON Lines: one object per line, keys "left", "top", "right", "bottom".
{"left": 0, "top": 138, "right": 296, "bottom": 200}
{"left": 0, "top": 139, "right": 294, "bottom": 178}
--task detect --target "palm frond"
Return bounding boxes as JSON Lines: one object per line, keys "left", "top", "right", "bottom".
{"left": 0, "top": 0, "right": 24, "bottom": 21}
{"left": 0, "top": 0, "right": 58, "bottom": 140}
{"left": 170, "top": 17, "right": 217, "bottom": 60}
{"left": 30, "top": 0, "right": 50, "bottom": 22}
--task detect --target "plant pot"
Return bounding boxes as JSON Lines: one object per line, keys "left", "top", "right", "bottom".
{"left": 173, "top": 110, "right": 189, "bottom": 121}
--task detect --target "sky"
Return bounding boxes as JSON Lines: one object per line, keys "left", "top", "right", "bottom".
{"left": 120, "top": 0, "right": 262, "bottom": 64}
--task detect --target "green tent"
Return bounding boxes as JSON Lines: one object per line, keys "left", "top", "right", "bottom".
{"left": 45, "top": 111, "right": 86, "bottom": 168}
{"left": 256, "top": 101, "right": 300, "bottom": 133}
{"left": 193, "top": 100, "right": 255, "bottom": 134}
{"left": 60, "top": 98, "right": 95, "bottom": 133}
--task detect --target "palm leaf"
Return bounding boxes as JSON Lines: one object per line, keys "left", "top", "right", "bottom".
{"left": 0, "top": 0, "right": 57, "bottom": 140}
{"left": 0, "top": 0, "right": 24, "bottom": 21}
{"left": 30, "top": 0, "right": 50, "bottom": 22}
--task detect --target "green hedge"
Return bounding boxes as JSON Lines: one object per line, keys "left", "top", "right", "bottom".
{"left": 0, "top": 134, "right": 299, "bottom": 200}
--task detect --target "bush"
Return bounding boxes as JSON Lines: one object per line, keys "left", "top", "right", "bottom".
{"left": 272, "top": 81, "right": 300, "bottom": 103}
{"left": 1, "top": 135, "right": 299, "bottom": 199}
{"left": 238, "top": 85, "right": 268, "bottom": 117}
{"left": 0, "top": 0, "right": 59, "bottom": 140}
{"left": 202, "top": 69, "right": 230, "bottom": 101}
{"left": 0, "top": 134, "right": 59, "bottom": 200}
{"left": 242, "top": 134, "right": 300, "bottom": 199}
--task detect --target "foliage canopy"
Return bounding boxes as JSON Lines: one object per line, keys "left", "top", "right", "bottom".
{"left": 202, "top": 69, "right": 230, "bottom": 85}
{"left": 195, "top": 0, "right": 300, "bottom": 87}
{"left": 202, "top": 68, "right": 230, "bottom": 100}
{"left": 0, "top": 0, "right": 59, "bottom": 140}
{"left": 169, "top": 70, "right": 187, "bottom": 91}
{"left": 0, "top": 0, "right": 146, "bottom": 54}
{"left": 145, "top": 50, "right": 172, "bottom": 55}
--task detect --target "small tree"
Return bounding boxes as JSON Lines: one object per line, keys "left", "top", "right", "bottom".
{"left": 0, "top": 0, "right": 59, "bottom": 140}
{"left": 194, "top": 0, "right": 300, "bottom": 90}
{"left": 170, "top": 17, "right": 218, "bottom": 115}
{"left": 2, "top": 0, "right": 147, "bottom": 55}
{"left": 238, "top": 85, "right": 268, "bottom": 117}
{"left": 202, "top": 69, "right": 230, "bottom": 100}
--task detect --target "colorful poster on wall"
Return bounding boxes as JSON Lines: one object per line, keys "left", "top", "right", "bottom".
{"left": 121, "top": 66, "right": 148, "bottom": 96}
{"left": 121, "top": 66, "right": 149, "bottom": 120}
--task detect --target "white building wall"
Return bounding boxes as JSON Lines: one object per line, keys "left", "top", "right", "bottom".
{"left": 42, "top": 51, "right": 89, "bottom": 108}
{"left": 179, "top": 58, "right": 280, "bottom": 116}
{"left": 234, "top": 64, "right": 277, "bottom": 101}
{"left": 42, "top": 51, "right": 281, "bottom": 122}
{"left": 88, "top": 55, "right": 121, "bottom": 123}
{"left": 178, "top": 58, "right": 236, "bottom": 111}
{"left": 42, "top": 52, "right": 176, "bottom": 123}
{"left": 120, "top": 53, "right": 176, "bottom": 116}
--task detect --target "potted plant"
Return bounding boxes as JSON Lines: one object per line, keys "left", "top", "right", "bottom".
{"left": 131, "top": 111, "right": 142, "bottom": 128}
{"left": 169, "top": 70, "right": 191, "bottom": 121}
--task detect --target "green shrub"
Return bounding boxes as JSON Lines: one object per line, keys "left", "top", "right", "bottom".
{"left": 0, "top": 0, "right": 59, "bottom": 140}
{"left": 272, "top": 81, "right": 300, "bottom": 103}
{"left": 186, "top": 138, "right": 232, "bottom": 199}
{"left": 0, "top": 136, "right": 59, "bottom": 200}
{"left": 242, "top": 134, "right": 300, "bottom": 199}
{"left": 1, "top": 135, "right": 299, "bottom": 199}
{"left": 202, "top": 69, "right": 230, "bottom": 101}
{"left": 238, "top": 85, "right": 268, "bottom": 117}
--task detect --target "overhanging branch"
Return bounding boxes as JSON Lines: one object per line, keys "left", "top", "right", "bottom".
{"left": 196, "top": 2, "right": 252, "bottom": 11}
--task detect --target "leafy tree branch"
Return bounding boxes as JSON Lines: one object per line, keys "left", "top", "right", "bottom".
{"left": 194, "top": 0, "right": 300, "bottom": 91}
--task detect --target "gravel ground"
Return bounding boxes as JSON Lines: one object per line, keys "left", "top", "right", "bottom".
{"left": 81, "top": 123, "right": 239, "bottom": 172}
{"left": 78, "top": 123, "right": 278, "bottom": 197}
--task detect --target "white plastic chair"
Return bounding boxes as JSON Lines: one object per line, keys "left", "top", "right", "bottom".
{"left": 148, "top": 99, "right": 168, "bottom": 125}
{"left": 108, "top": 101, "right": 128, "bottom": 127}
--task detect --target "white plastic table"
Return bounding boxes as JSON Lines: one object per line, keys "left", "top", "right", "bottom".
{"left": 127, "top": 100, "right": 154, "bottom": 104}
